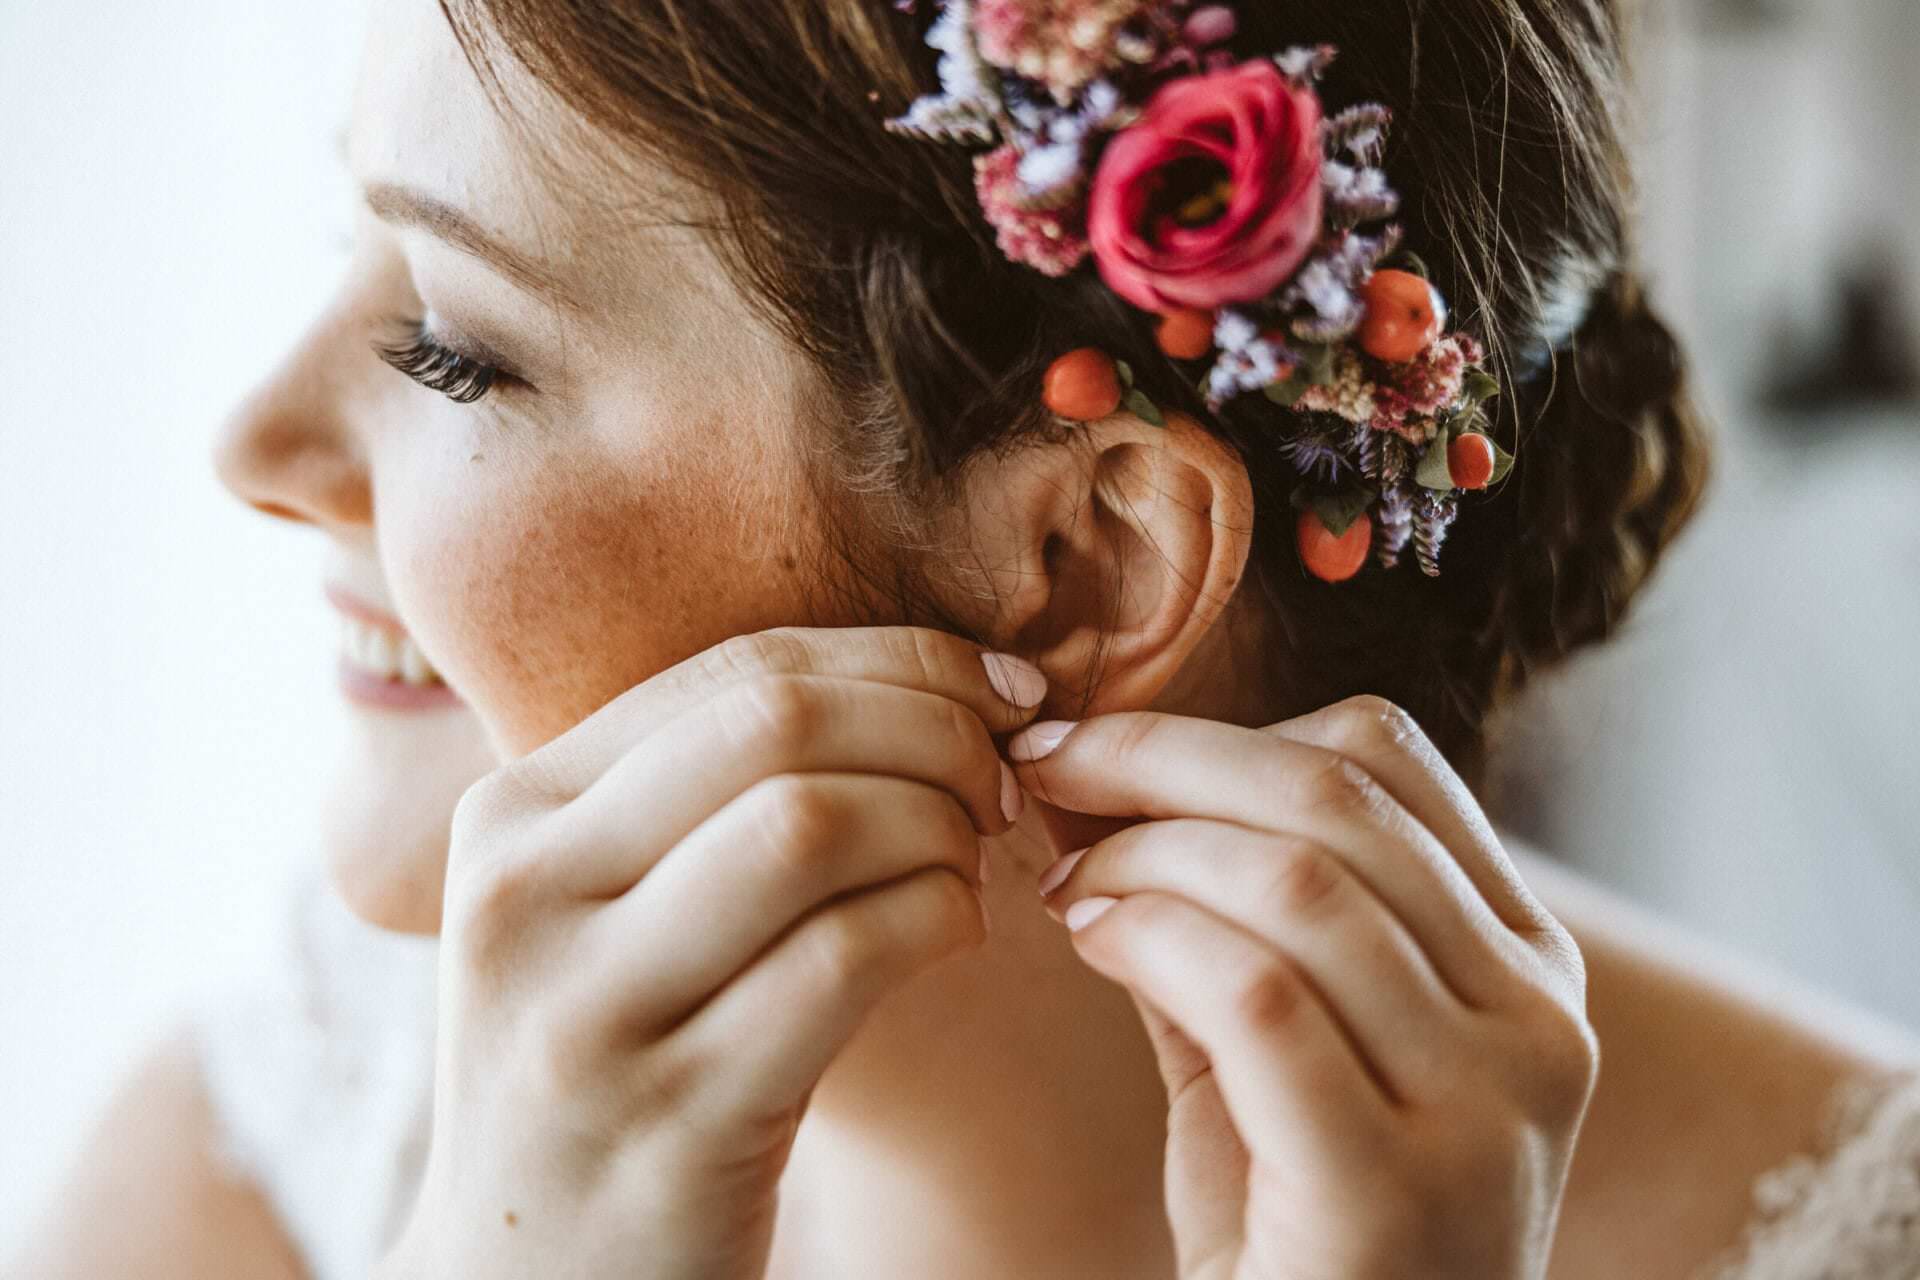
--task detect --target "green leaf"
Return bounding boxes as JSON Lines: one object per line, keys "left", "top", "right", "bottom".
{"left": 1114, "top": 358, "right": 1135, "bottom": 391}
{"left": 1397, "top": 251, "right": 1431, "bottom": 280}
{"left": 1291, "top": 483, "right": 1375, "bottom": 536}
{"left": 1262, "top": 370, "right": 1311, "bottom": 407}
{"left": 1415, "top": 433, "right": 1457, "bottom": 490}
{"left": 1461, "top": 368, "right": 1501, "bottom": 407}
{"left": 1488, "top": 437, "right": 1515, "bottom": 485}
{"left": 1449, "top": 407, "right": 1489, "bottom": 439}
{"left": 1124, "top": 388, "right": 1165, "bottom": 427}
{"left": 1295, "top": 342, "right": 1337, "bottom": 386}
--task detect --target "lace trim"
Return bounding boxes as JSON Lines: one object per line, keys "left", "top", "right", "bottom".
{"left": 1692, "top": 1066, "right": 1920, "bottom": 1280}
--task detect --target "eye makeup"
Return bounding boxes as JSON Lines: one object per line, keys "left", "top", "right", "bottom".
{"left": 372, "top": 318, "right": 508, "bottom": 404}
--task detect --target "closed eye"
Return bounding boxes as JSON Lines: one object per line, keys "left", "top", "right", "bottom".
{"left": 372, "top": 320, "right": 504, "bottom": 404}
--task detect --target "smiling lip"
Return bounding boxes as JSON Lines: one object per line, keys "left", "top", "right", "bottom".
{"left": 336, "top": 657, "right": 466, "bottom": 709}
{"left": 324, "top": 581, "right": 466, "bottom": 709}
{"left": 324, "top": 581, "right": 410, "bottom": 635}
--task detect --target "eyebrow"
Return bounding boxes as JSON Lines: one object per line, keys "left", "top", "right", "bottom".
{"left": 362, "top": 181, "right": 579, "bottom": 311}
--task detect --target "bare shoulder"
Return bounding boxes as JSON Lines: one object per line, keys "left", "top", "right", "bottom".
{"left": 1502, "top": 838, "right": 1920, "bottom": 1280}
{"left": 5, "top": 1020, "right": 310, "bottom": 1280}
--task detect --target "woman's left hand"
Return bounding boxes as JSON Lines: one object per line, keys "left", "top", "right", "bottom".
{"left": 1006, "top": 695, "right": 1598, "bottom": 1280}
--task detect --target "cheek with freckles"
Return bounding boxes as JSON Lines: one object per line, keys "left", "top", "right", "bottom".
{"left": 385, "top": 406, "right": 852, "bottom": 760}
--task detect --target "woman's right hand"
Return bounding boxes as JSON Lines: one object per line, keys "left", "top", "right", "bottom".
{"left": 378, "top": 626, "right": 1046, "bottom": 1280}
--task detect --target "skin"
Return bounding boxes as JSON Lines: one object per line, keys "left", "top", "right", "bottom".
{"left": 9, "top": 0, "right": 1917, "bottom": 1276}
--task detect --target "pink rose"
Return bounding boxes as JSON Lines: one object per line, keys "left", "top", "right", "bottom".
{"left": 1087, "top": 59, "right": 1325, "bottom": 313}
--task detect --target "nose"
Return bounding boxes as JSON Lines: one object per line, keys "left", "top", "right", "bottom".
{"left": 211, "top": 317, "right": 375, "bottom": 530}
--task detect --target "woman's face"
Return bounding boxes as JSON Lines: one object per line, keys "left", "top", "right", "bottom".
{"left": 212, "top": 0, "right": 862, "bottom": 933}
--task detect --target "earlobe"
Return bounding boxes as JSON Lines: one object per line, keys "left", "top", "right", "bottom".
{"left": 952, "top": 409, "right": 1254, "bottom": 717}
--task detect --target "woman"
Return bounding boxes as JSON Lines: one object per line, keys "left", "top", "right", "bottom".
{"left": 12, "top": 0, "right": 1920, "bottom": 1276}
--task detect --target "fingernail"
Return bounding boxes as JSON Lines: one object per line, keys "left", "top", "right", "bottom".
{"left": 1006, "top": 720, "right": 1076, "bottom": 762}
{"left": 980, "top": 652, "right": 1047, "bottom": 708}
{"left": 1064, "top": 896, "right": 1116, "bottom": 931}
{"left": 1036, "top": 847, "right": 1086, "bottom": 897}
{"left": 999, "top": 760, "right": 1024, "bottom": 826}
{"left": 978, "top": 838, "right": 992, "bottom": 888}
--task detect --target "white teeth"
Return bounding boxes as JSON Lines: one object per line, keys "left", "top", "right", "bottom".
{"left": 339, "top": 614, "right": 441, "bottom": 685}
{"left": 399, "top": 641, "right": 433, "bottom": 687}
{"left": 370, "top": 628, "right": 398, "bottom": 671}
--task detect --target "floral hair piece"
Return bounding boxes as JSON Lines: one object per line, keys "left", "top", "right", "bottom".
{"left": 883, "top": 0, "right": 1513, "bottom": 582}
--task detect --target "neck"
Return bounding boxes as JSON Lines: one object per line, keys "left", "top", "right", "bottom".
{"left": 773, "top": 803, "right": 1176, "bottom": 1275}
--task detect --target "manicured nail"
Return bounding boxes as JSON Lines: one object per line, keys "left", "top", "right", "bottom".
{"left": 1006, "top": 720, "right": 1076, "bottom": 762}
{"left": 980, "top": 652, "right": 1047, "bottom": 708}
{"left": 1036, "top": 848, "right": 1086, "bottom": 897}
{"left": 1064, "top": 896, "right": 1117, "bottom": 931}
{"left": 999, "top": 760, "right": 1024, "bottom": 826}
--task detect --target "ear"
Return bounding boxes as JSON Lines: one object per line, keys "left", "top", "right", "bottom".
{"left": 947, "top": 408, "right": 1255, "bottom": 719}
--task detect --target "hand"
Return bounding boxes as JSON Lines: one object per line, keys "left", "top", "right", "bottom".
{"left": 1008, "top": 695, "right": 1598, "bottom": 1280}
{"left": 383, "top": 627, "right": 1045, "bottom": 1280}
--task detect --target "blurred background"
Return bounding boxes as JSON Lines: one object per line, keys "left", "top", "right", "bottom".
{"left": 2, "top": 0, "right": 1917, "bottom": 1255}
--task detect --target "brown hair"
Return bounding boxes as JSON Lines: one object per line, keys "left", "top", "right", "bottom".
{"left": 440, "top": 0, "right": 1714, "bottom": 792}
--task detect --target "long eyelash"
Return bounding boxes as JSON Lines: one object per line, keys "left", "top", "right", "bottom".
{"left": 373, "top": 322, "right": 500, "bottom": 404}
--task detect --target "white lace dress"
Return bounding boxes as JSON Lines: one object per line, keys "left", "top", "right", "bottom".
{"left": 189, "top": 860, "right": 438, "bottom": 1280}
{"left": 188, "top": 855, "right": 1920, "bottom": 1280}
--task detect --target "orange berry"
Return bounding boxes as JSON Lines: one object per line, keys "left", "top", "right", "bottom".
{"left": 1155, "top": 308, "right": 1215, "bottom": 360}
{"left": 1042, "top": 347, "right": 1122, "bottom": 421}
{"left": 1297, "top": 508, "right": 1373, "bottom": 583}
{"left": 1357, "top": 269, "right": 1446, "bottom": 363}
{"left": 1447, "top": 431, "right": 1495, "bottom": 489}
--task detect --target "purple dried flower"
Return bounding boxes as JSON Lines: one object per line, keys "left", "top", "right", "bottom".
{"left": 1346, "top": 418, "right": 1380, "bottom": 482}
{"left": 1277, "top": 427, "right": 1354, "bottom": 483}
{"left": 1412, "top": 487, "right": 1458, "bottom": 577}
{"left": 1272, "top": 44, "right": 1338, "bottom": 86}
{"left": 1014, "top": 139, "right": 1087, "bottom": 208}
{"left": 1276, "top": 227, "right": 1401, "bottom": 343}
{"left": 885, "top": 0, "right": 1005, "bottom": 144}
{"left": 1375, "top": 479, "right": 1416, "bottom": 568}
{"left": 1202, "top": 336, "right": 1286, "bottom": 409}
{"left": 1321, "top": 103, "right": 1392, "bottom": 165}
{"left": 1379, "top": 432, "right": 1413, "bottom": 484}
{"left": 1322, "top": 160, "right": 1400, "bottom": 228}
{"left": 1212, "top": 307, "right": 1260, "bottom": 352}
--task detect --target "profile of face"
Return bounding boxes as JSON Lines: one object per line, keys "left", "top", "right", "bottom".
{"left": 213, "top": 0, "right": 1255, "bottom": 935}
{"left": 212, "top": 0, "right": 860, "bottom": 933}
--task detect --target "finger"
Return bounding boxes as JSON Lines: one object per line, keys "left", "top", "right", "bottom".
{"left": 505, "top": 626, "right": 1047, "bottom": 800}
{"left": 1044, "top": 818, "right": 1472, "bottom": 1104}
{"left": 580, "top": 774, "right": 983, "bottom": 1034}
{"left": 540, "top": 674, "right": 1020, "bottom": 899}
{"left": 1259, "top": 695, "right": 1555, "bottom": 936}
{"left": 1066, "top": 891, "right": 1398, "bottom": 1177}
{"left": 1127, "top": 989, "right": 1250, "bottom": 1278}
{"left": 667, "top": 864, "right": 986, "bottom": 1122}
{"left": 1011, "top": 713, "right": 1517, "bottom": 1008}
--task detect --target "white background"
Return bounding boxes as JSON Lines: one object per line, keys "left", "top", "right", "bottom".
{"left": 1, "top": 1, "right": 365, "bottom": 1249}
{"left": 3, "top": 0, "right": 1918, "bottom": 1260}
